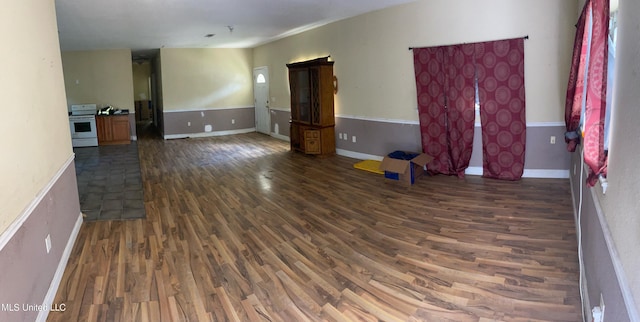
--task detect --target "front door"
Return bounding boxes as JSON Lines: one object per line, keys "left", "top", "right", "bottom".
{"left": 253, "top": 67, "right": 270, "bottom": 134}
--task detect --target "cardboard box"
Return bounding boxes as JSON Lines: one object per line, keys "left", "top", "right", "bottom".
{"left": 379, "top": 151, "right": 433, "bottom": 185}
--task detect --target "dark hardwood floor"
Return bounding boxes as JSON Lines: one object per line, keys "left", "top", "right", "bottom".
{"left": 49, "top": 131, "right": 582, "bottom": 321}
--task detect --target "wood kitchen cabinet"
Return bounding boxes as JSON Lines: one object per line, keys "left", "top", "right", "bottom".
{"left": 96, "top": 115, "right": 131, "bottom": 145}
{"left": 287, "top": 57, "right": 336, "bottom": 155}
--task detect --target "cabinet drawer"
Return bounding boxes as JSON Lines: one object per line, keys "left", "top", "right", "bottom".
{"left": 304, "top": 130, "right": 320, "bottom": 139}
{"left": 304, "top": 130, "right": 321, "bottom": 154}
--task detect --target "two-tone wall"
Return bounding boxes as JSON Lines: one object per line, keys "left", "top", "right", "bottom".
{"left": 253, "top": 0, "right": 577, "bottom": 178}
{"left": 254, "top": 0, "right": 575, "bottom": 176}
{"left": 159, "top": 48, "right": 257, "bottom": 138}
{"left": 571, "top": 0, "right": 640, "bottom": 320}
{"left": 0, "top": 158, "right": 83, "bottom": 322}
{"left": 0, "top": 0, "right": 83, "bottom": 320}
{"left": 61, "top": 49, "right": 137, "bottom": 139}
{"left": 269, "top": 108, "right": 291, "bottom": 141}
{"left": 333, "top": 119, "right": 570, "bottom": 178}
{"left": 269, "top": 110, "right": 570, "bottom": 177}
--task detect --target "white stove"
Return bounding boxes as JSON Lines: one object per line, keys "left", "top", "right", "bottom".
{"left": 69, "top": 104, "right": 98, "bottom": 147}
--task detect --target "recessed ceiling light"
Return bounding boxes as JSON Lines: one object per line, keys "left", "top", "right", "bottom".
{"left": 205, "top": 33, "right": 215, "bottom": 38}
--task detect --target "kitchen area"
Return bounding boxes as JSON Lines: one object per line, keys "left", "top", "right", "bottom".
{"left": 61, "top": 49, "right": 154, "bottom": 221}
{"left": 68, "top": 103, "right": 145, "bottom": 221}
{"left": 61, "top": 49, "right": 141, "bottom": 147}
{"left": 69, "top": 103, "right": 132, "bottom": 148}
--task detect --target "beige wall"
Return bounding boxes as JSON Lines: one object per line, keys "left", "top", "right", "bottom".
{"left": 160, "top": 48, "right": 254, "bottom": 111}
{"left": 597, "top": 0, "right": 640, "bottom": 311}
{"left": 254, "top": 0, "right": 576, "bottom": 123}
{"left": 61, "top": 49, "right": 135, "bottom": 111}
{"left": 132, "top": 61, "right": 151, "bottom": 101}
{"left": 0, "top": 0, "right": 72, "bottom": 233}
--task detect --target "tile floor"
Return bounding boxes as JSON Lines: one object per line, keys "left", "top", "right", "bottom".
{"left": 74, "top": 142, "right": 146, "bottom": 221}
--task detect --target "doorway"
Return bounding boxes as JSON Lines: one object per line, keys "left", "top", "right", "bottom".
{"left": 132, "top": 60, "right": 154, "bottom": 139}
{"left": 132, "top": 49, "right": 162, "bottom": 139}
{"left": 253, "top": 66, "right": 270, "bottom": 134}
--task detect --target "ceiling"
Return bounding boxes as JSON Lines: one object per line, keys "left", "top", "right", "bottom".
{"left": 55, "top": 0, "right": 416, "bottom": 59}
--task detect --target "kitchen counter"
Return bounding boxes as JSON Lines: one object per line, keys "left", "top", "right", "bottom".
{"left": 97, "top": 109, "right": 130, "bottom": 116}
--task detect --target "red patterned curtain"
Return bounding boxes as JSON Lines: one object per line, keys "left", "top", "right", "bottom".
{"left": 583, "top": 0, "right": 609, "bottom": 185}
{"left": 476, "top": 38, "right": 526, "bottom": 180}
{"left": 564, "top": 0, "right": 609, "bottom": 186}
{"left": 564, "top": 2, "right": 592, "bottom": 152}
{"left": 445, "top": 45, "right": 477, "bottom": 177}
{"left": 414, "top": 47, "right": 449, "bottom": 175}
{"left": 413, "top": 45, "right": 475, "bottom": 177}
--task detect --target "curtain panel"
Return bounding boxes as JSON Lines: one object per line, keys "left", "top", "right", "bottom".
{"left": 414, "top": 47, "right": 450, "bottom": 175}
{"left": 476, "top": 38, "right": 527, "bottom": 180}
{"left": 583, "top": 0, "right": 609, "bottom": 185}
{"left": 413, "top": 38, "right": 526, "bottom": 180}
{"left": 564, "top": 2, "right": 592, "bottom": 152}
{"left": 445, "top": 45, "right": 477, "bottom": 177}
{"left": 564, "top": 0, "right": 610, "bottom": 186}
{"left": 413, "top": 46, "right": 475, "bottom": 177}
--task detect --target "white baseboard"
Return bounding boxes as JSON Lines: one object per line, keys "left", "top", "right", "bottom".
{"left": 464, "top": 167, "right": 484, "bottom": 176}
{"left": 163, "top": 128, "right": 256, "bottom": 140}
{"left": 270, "top": 132, "right": 290, "bottom": 142}
{"left": 522, "top": 169, "right": 570, "bottom": 178}
{"left": 464, "top": 167, "right": 569, "bottom": 178}
{"left": 336, "top": 149, "right": 383, "bottom": 161}
{"left": 336, "top": 149, "right": 569, "bottom": 179}
{"left": 333, "top": 151, "right": 569, "bottom": 179}
{"left": 36, "top": 212, "right": 83, "bottom": 322}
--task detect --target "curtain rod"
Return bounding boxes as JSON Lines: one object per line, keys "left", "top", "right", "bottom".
{"left": 408, "top": 35, "right": 529, "bottom": 50}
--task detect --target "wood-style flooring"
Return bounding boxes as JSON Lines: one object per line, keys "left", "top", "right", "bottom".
{"left": 49, "top": 132, "right": 582, "bottom": 321}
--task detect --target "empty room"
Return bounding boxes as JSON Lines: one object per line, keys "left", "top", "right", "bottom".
{"left": 0, "top": 0, "right": 638, "bottom": 321}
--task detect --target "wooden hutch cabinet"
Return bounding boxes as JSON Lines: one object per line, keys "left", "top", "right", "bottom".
{"left": 287, "top": 57, "right": 336, "bottom": 155}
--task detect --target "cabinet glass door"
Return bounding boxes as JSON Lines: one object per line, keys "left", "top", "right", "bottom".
{"left": 309, "top": 68, "right": 320, "bottom": 125}
{"left": 295, "top": 69, "right": 310, "bottom": 123}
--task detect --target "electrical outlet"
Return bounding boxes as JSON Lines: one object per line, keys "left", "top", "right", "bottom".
{"left": 338, "top": 133, "right": 343, "bottom": 140}
{"left": 592, "top": 306, "right": 603, "bottom": 322}
{"left": 187, "top": 121, "right": 191, "bottom": 127}
{"left": 352, "top": 135, "right": 357, "bottom": 143}
{"left": 343, "top": 133, "right": 348, "bottom": 141}
{"left": 550, "top": 136, "right": 556, "bottom": 144}
{"left": 592, "top": 293, "right": 605, "bottom": 322}
{"left": 231, "top": 119, "right": 235, "bottom": 124}
{"left": 45, "top": 234, "right": 51, "bottom": 254}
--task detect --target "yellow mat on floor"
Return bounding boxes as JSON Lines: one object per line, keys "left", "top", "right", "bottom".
{"left": 353, "top": 160, "right": 384, "bottom": 175}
